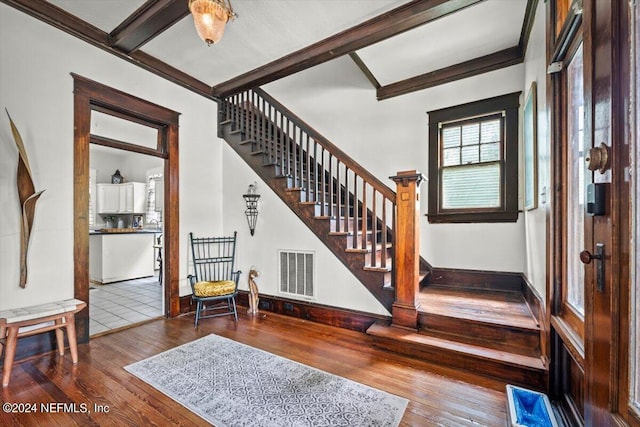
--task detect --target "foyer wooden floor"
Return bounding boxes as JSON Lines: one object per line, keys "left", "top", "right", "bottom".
{"left": 1, "top": 311, "right": 511, "bottom": 426}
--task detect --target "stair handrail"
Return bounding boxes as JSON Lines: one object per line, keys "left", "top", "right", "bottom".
{"left": 252, "top": 87, "right": 396, "bottom": 203}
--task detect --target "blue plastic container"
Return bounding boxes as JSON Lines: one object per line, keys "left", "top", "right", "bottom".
{"left": 506, "top": 385, "right": 559, "bottom": 427}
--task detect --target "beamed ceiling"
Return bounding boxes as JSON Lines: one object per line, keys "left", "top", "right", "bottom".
{"left": 1, "top": 0, "right": 537, "bottom": 100}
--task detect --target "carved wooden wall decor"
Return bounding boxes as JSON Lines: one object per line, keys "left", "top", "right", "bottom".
{"left": 6, "top": 110, "right": 45, "bottom": 288}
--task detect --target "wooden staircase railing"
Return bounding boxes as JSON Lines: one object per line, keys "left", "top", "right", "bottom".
{"left": 220, "top": 88, "right": 425, "bottom": 319}
{"left": 222, "top": 88, "right": 396, "bottom": 272}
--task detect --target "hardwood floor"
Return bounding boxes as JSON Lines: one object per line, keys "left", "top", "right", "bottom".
{"left": 1, "top": 311, "right": 511, "bottom": 426}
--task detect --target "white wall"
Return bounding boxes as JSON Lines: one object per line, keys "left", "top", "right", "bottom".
{"left": 0, "top": 4, "right": 221, "bottom": 309}
{"left": 522, "top": 0, "right": 549, "bottom": 299}
{"left": 263, "top": 55, "right": 526, "bottom": 273}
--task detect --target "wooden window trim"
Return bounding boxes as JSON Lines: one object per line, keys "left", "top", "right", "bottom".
{"left": 427, "top": 92, "right": 521, "bottom": 223}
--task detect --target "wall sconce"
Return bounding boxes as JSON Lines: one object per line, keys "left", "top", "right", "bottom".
{"left": 243, "top": 183, "right": 260, "bottom": 236}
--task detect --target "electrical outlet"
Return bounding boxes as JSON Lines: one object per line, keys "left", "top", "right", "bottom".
{"left": 258, "top": 300, "right": 270, "bottom": 310}
{"left": 284, "top": 302, "right": 294, "bottom": 312}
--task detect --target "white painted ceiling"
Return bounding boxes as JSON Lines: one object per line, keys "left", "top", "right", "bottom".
{"left": 357, "top": 0, "right": 528, "bottom": 85}
{"left": 44, "top": 0, "right": 528, "bottom": 89}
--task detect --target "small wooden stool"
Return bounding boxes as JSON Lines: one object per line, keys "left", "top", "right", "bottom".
{"left": 0, "top": 299, "right": 86, "bottom": 387}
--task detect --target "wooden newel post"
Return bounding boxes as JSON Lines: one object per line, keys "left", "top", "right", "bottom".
{"left": 389, "top": 170, "right": 425, "bottom": 330}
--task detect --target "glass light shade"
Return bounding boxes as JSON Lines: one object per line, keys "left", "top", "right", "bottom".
{"left": 189, "top": 0, "right": 233, "bottom": 46}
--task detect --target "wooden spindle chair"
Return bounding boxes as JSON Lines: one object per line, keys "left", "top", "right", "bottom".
{"left": 188, "top": 232, "right": 241, "bottom": 326}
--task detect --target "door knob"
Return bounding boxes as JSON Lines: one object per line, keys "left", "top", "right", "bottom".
{"left": 579, "top": 244, "right": 605, "bottom": 292}
{"left": 585, "top": 142, "right": 610, "bottom": 173}
{"left": 579, "top": 250, "right": 601, "bottom": 264}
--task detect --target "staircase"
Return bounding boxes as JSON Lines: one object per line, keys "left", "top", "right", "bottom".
{"left": 219, "top": 88, "right": 404, "bottom": 312}
{"left": 218, "top": 88, "right": 547, "bottom": 390}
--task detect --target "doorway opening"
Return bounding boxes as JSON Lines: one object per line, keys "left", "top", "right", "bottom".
{"left": 88, "top": 144, "right": 164, "bottom": 336}
{"left": 73, "top": 74, "right": 180, "bottom": 343}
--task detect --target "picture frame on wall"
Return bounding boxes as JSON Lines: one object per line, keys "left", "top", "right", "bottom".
{"left": 524, "top": 81, "right": 538, "bottom": 211}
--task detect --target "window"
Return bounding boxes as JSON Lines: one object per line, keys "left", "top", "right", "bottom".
{"left": 146, "top": 167, "right": 163, "bottom": 225}
{"left": 427, "top": 92, "right": 520, "bottom": 223}
{"left": 89, "top": 168, "right": 96, "bottom": 227}
{"left": 565, "top": 43, "right": 586, "bottom": 316}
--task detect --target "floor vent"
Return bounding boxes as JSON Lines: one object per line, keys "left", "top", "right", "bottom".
{"left": 279, "top": 250, "right": 315, "bottom": 298}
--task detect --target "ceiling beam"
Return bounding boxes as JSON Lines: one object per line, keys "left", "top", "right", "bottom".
{"left": 348, "top": 52, "right": 381, "bottom": 90}
{"left": 518, "top": 0, "right": 539, "bottom": 59}
{"left": 109, "top": 0, "right": 190, "bottom": 53}
{"left": 376, "top": 46, "right": 523, "bottom": 101}
{"left": 211, "top": 0, "right": 484, "bottom": 98}
{"left": 0, "top": 0, "right": 214, "bottom": 100}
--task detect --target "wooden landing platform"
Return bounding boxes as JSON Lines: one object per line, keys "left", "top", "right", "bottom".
{"left": 367, "top": 285, "right": 547, "bottom": 391}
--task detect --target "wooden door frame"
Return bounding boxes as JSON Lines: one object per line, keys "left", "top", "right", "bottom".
{"left": 546, "top": 1, "right": 636, "bottom": 425}
{"left": 72, "top": 74, "right": 181, "bottom": 344}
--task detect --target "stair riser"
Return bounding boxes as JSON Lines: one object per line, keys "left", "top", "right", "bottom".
{"left": 419, "top": 313, "right": 541, "bottom": 358}
{"left": 370, "top": 335, "right": 546, "bottom": 391}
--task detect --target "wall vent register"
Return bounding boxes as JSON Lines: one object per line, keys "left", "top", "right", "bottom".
{"left": 279, "top": 250, "right": 315, "bottom": 299}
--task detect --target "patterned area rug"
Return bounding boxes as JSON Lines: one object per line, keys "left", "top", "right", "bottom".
{"left": 125, "top": 334, "right": 408, "bottom": 427}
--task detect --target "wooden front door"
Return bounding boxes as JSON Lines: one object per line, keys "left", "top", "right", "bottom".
{"left": 548, "top": 1, "right": 636, "bottom": 425}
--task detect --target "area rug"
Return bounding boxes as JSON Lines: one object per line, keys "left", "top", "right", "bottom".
{"left": 125, "top": 334, "right": 408, "bottom": 427}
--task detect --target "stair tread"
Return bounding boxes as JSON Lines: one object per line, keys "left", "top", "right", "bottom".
{"left": 419, "top": 285, "right": 539, "bottom": 331}
{"left": 367, "top": 322, "right": 545, "bottom": 371}
{"left": 363, "top": 265, "right": 392, "bottom": 272}
{"left": 345, "top": 243, "right": 392, "bottom": 253}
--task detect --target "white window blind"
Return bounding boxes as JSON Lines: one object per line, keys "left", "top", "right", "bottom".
{"left": 89, "top": 168, "right": 96, "bottom": 226}
{"left": 440, "top": 116, "right": 503, "bottom": 210}
{"left": 146, "top": 171, "right": 163, "bottom": 224}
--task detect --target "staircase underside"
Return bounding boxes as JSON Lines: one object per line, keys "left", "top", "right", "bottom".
{"left": 367, "top": 284, "right": 547, "bottom": 390}
{"left": 220, "top": 120, "right": 396, "bottom": 311}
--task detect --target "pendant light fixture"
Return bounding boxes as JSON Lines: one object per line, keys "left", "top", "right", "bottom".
{"left": 188, "top": 0, "right": 237, "bottom": 46}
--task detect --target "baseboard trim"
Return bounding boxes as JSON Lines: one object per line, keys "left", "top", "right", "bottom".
{"left": 179, "top": 295, "right": 193, "bottom": 314}
{"left": 426, "top": 267, "right": 523, "bottom": 292}
{"left": 235, "top": 291, "right": 389, "bottom": 333}
{"left": 520, "top": 274, "right": 543, "bottom": 327}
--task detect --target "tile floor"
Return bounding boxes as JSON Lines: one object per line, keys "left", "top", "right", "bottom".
{"left": 89, "top": 275, "right": 163, "bottom": 336}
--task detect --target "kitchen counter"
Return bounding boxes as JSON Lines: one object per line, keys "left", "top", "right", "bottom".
{"left": 89, "top": 232, "right": 156, "bottom": 284}
{"left": 90, "top": 228, "right": 161, "bottom": 235}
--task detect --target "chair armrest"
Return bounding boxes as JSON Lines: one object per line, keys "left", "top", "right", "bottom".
{"left": 232, "top": 271, "right": 241, "bottom": 287}
{"left": 187, "top": 274, "right": 197, "bottom": 293}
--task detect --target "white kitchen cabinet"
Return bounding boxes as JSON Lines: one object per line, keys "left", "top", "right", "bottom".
{"left": 90, "top": 232, "right": 155, "bottom": 284}
{"left": 97, "top": 182, "right": 147, "bottom": 214}
{"left": 96, "top": 184, "right": 120, "bottom": 213}
{"left": 130, "top": 182, "right": 147, "bottom": 213}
